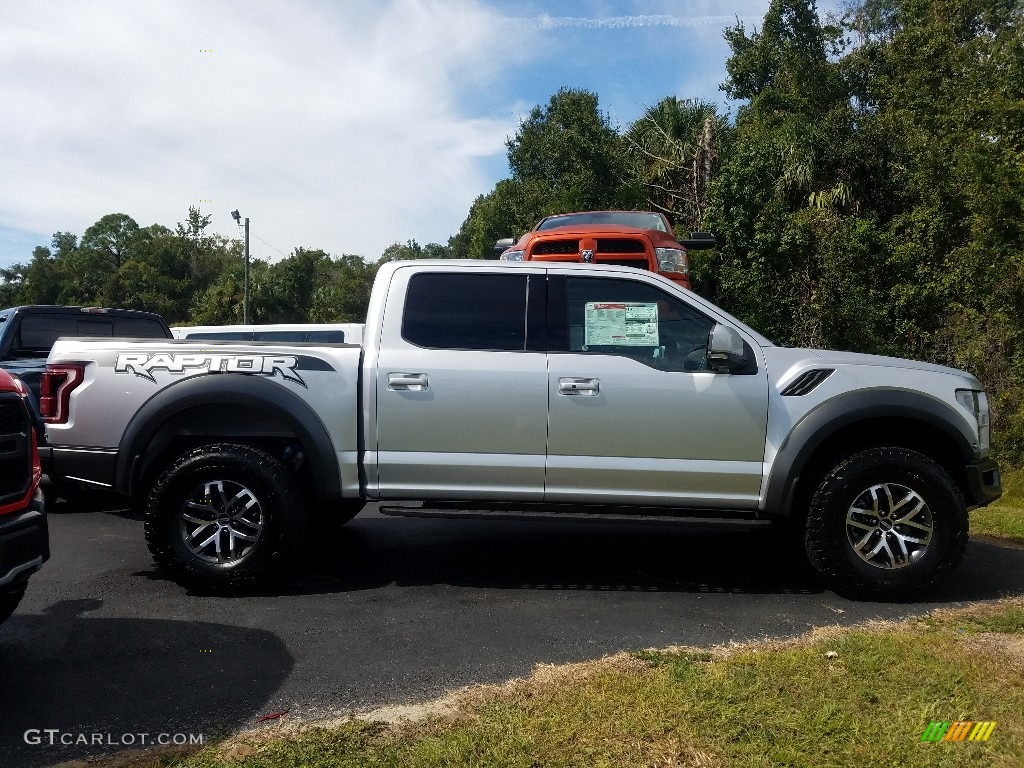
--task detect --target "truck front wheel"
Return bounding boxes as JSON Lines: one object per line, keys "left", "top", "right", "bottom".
{"left": 144, "top": 443, "right": 308, "bottom": 590}
{"left": 805, "top": 447, "right": 968, "bottom": 600}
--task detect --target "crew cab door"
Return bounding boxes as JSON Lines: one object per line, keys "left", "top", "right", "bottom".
{"left": 369, "top": 266, "right": 548, "bottom": 500}
{"left": 544, "top": 272, "right": 769, "bottom": 508}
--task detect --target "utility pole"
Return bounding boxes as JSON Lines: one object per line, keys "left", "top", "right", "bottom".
{"left": 231, "top": 209, "right": 251, "bottom": 324}
{"left": 243, "top": 216, "right": 250, "bottom": 324}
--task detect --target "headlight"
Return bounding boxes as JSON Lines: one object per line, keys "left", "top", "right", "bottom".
{"left": 955, "top": 389, "right": 990, "bottom": 454}
{"left": 500, "top": 249, "right": 526, "bottom": 261}
{"left": 655, "top": 248, "right": 688, "bottom": 273}
{"left": 10, "top": 375, "right": 28, "bottom": 397}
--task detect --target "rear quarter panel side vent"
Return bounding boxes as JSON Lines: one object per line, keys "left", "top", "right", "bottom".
{"left": 781, "top": 369, "right": 835, "bottom": 396}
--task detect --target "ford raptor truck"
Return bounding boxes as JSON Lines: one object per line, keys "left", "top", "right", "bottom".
{"left": 491, "top": 210, "right": 716, "bottom": 290}
{"left": 40, "top": 260, "right": 1001, "bottom": 599}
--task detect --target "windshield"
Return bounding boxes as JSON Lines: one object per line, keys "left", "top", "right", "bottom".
{"left": 536, "top": 212, "right": 668, "bottom": 232}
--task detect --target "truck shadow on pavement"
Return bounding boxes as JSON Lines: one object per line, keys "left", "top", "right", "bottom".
{"left": 43, "top": 488, "right": 141, "bottom": 517}
{"left": 279, "top": 514, "right": 1024, "bottom": 603}
{"left": 0, "top": 598, "right": 293, "bottom": 768}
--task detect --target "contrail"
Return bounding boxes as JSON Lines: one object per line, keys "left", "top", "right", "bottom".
{"left": 507, "top": 14, "right": 744, "bottom": 30}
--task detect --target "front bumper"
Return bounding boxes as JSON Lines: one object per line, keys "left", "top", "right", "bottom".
{"left": 0, "top": 489, "right": 48, "bottom": 589}
{"left": 965, "top": 457, "right": 1002, "bottom": 508}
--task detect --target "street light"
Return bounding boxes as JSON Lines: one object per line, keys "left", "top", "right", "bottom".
{"left": 231, "top": 209, "right": 250, "bottom": 324}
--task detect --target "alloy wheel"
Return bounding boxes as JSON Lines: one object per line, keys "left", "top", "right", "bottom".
{"left": 845, "top": 482, "right": 933, "bottom": 569}
{"left": 178, "top": 479, "right": 265, "bottom": 564}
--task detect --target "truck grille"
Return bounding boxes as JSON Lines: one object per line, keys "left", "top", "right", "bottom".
{"left": 533, "top": 240, "right": 580, "bottom": 256}
{"left": 0, "top": 401, "right": 24, "bottom": 433}
{"left": 597, "top": 238, "right": 646, "bottom": 254}
{"left": 0, "top": 394, "right": 32, "bottom": 505}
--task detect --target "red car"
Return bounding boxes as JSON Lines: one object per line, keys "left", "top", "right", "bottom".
{"left": 0, "top": 368, "right": 46, "bottom": 625}
{"left": 492, "top": 211, "right": 715, "bottom": 290}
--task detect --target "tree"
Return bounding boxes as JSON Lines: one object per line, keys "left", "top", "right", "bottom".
{"left": 13, "top": 233, "right": 83, "bottom": 305}
{"left": 452, "top": 88, "right": 643, "bottom": 260}
{"left": 190, "top": 267, "right": 247, "bottom": 325}
{"left": 706, "top": 0, "right": 1024, "bottom": 457}
{"left": 378, "top": 240, "right": 452, "bottom": 263}
{"left": 709, "top": 0, "right": 884, "bottom": 345}
{"left": 309, "top": 254, "right": 378, "bottom": 322}
{"left": 11, "top": 244, "right": 63, "bottom": 305}
{"left": 449, "top": 179, "right": 551, "bottom": 260}
{"left": 624, "top": 97, "right": 732, "bottom": 232}
{"left": 80, "top": 213, "right": 145, "bottom": 272}
{"left": 841, "top": 0, "right": 1024, "bottom": 456}
{"left": 507, "top": 88, "right": 641, "bottom": 212}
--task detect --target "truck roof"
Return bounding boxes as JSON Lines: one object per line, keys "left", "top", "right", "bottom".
{"left": 0, "top": 305, "right": 168, "bottom": 320}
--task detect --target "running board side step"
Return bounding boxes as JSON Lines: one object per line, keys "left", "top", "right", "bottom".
{"left": 378, "top": 503, "right": 772, "bottom": 528}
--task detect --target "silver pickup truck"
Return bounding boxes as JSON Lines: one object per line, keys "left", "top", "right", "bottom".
{"left": 41, "top": 260, "right": 1001, "bottom": 599}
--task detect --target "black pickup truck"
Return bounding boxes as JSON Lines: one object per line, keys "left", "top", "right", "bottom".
{"left": 0, "top": 306, "right": 172, "bottom": 499}
{"left": 0, "top": 305, "right": 173, "bottom": 408}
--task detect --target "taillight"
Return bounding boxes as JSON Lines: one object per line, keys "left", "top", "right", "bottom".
{"left": 40, "top": 363, "right": 86, "bottom": 424}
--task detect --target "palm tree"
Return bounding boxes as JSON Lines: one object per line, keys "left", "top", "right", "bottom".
{"left": 624, "top": 97, "right": 731, "bottom": 231}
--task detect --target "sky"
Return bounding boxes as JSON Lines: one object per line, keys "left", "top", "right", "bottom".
{"left": 0, "top": 0, "right": 842, "bottom": 270}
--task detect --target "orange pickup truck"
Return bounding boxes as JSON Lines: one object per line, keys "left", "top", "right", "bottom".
{"left": 491, "top": 211, "right": 714, "bottom": 290}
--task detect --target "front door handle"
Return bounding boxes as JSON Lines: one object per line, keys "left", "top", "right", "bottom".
{"left": 558, "top": 377, "right": 600, "bottom": 396}
{"left": 388, "top": 372, "right": 429, "bottom": 391}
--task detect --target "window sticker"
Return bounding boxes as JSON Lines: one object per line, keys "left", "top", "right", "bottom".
{"left": 584, "top": 302, "right": 659, "bottom": 347}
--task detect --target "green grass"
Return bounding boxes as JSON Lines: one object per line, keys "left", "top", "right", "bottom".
{"left": 102, "top": 600, "right": 1024, "bottom": 768}
{"left": 971, "top": 464, "right": 1024, "bottom": 544}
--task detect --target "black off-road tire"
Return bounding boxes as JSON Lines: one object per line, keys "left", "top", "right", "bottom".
{"left": 144, "top": 443, "right": 308, "bottom": 591}
{"left": 0, "top": 586, "right": 26, "bottom": 624}
{"left": 805, "top": 447, "right": 968, "bottom": 601}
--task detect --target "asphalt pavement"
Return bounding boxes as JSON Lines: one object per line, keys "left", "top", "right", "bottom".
{"left": 3, "top": 495, "right": 1023, "bottom": 767}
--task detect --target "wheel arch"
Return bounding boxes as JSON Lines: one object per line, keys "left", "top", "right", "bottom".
{"left": 115, "top": 374, "right": 341, "bottom": 502}
{"left": 765, "top": 389, "right": 977, "bottom": 520}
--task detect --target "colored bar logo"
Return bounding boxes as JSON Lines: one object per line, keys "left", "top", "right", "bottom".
{"left": 921, "top": 721, "right": 997, "bottom": 742}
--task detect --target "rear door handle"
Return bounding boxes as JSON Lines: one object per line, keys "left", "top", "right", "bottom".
{"left": 558, "top": 377, "right": 600, "bottom": 396}
{"left": 388, "top": 373, "right": 429, "bottom": 391}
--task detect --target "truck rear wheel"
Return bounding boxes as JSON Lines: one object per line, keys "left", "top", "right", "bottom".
{"left": 144, "top": 443, "right": 308, "bottom": 590}
{"left": 0, "top": 586, "right": 26, "bottom": 624}
{"left": 805, "top": 447, "right": 968, "bottom": 600}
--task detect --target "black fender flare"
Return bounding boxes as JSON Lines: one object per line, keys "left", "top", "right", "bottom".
{"left": 115, "top": 374, "right": 341, "bottom": 500}
{"left": 763, "top": 388, "right": 977, "bottom": 518}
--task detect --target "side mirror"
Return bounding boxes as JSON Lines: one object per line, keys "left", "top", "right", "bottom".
{"left": 706, "top": 324, "right": 747, "bottom": 373}
{"left": 490, "top": 238, "right": 515, "bottom": 260}
{"left": 679, "top": 232, "right": 716, "bottom": 250}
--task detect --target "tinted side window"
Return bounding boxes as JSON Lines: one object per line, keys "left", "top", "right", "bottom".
{"left": 563, "top": 277, "right": 715, "bottom": 372}
{"left": 403, "top": 273, "right": 528, "bottom": 351}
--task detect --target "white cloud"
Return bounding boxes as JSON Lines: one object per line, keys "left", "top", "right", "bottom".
{"left": 0, "top": 0, "right": 848, "bottom": 268}
{"left": 513, "top": 14, "right": 740, "bottom": 29}
{"left": 0, "top": 0, "right": 518, "bottom": 262}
